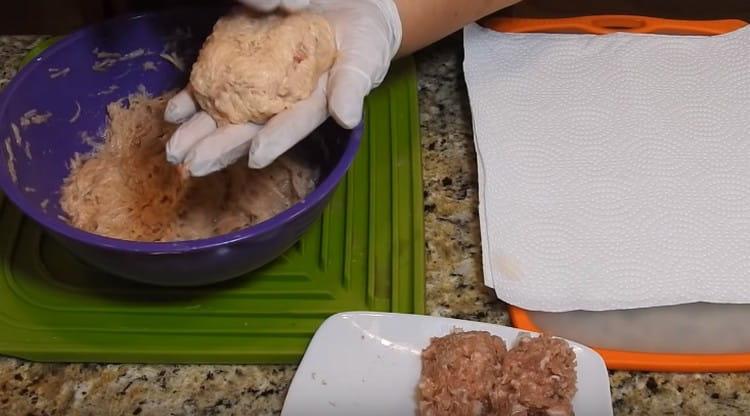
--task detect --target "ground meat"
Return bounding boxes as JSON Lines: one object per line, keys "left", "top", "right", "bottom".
{"left": 190, "top": 9, "right": 336, "bottom": 124}
{"left": 418, "top": 331, "right": 577, "bottom": 416}
{"left": 60, "top": 91, "right": 317, "bottom": 242}
{"left": 500, "top": 335, "right": 578, "bottom": 416}
{"left": 418, "top": 331, "right": 507, "bottom": 416}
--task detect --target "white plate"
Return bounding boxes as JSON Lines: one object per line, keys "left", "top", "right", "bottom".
{"left": 282, "top": 312, "right": 613, "bottom": 416}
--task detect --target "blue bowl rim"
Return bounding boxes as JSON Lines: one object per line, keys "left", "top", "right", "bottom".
{"left": 0, "top": 9, "right": 363, "bottom": 254}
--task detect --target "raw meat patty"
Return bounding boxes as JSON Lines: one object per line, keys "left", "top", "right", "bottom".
{"left": 190, "top": 10, "right": 336, "bottom": 124}
{"left": 500, "top": 335, "right": 578, "bottom": 416}
{"left": 418, "top": 331, "right": 508, "bottom": 416}
{"left": 418, "top": 332, "right": 578, "bottom": 416}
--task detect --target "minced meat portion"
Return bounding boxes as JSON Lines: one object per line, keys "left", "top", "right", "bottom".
{"left": 500, "top": 335, "right": 577, "bottom": 416}
{"left": 419, "top": 331, "right": 507, "bottom": 416}
{"left": 190, "top": 10, "right": 336, "bottom": 124}
{"left": 418, "top": 331, "right": 577, "bottom": 416}
{"left": 60, "top": 91, "right": 317, "bottom": 242}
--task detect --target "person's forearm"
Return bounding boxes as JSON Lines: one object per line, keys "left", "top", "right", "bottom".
{"left": 394, "top": 0, "right": 521, "bottom": 57}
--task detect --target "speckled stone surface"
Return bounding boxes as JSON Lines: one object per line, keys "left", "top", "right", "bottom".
{"left": 418, "top": 36, "right": 507, "bottom": 326}
{"left": 2, "top": 34, "right": 750, "bottom": 416}
{"left": 0, "top": 36, "right": 48, "bottom": 90}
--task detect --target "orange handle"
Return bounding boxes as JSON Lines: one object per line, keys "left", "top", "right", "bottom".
{"left": 481, "top": 15, "right": 747, "bottom": 35}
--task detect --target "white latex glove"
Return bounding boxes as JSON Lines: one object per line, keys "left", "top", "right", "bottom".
{"left": 165, "top": 0, "right": 402, "bottom": 176}
{"left": 236, "top": 0, "right": 310, "bottom": 12}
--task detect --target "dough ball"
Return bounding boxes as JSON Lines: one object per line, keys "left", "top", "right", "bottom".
{"left": 190, "top": 10, "right": 336, "bottom": 125}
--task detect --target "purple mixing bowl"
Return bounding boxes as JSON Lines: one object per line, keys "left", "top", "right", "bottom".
{"left": 0, "top": 8, "right": 362, "bottom": 286}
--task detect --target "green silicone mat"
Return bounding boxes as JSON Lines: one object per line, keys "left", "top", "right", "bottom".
{"left": 0, "top": 52, "right": 423, "bottom": 364}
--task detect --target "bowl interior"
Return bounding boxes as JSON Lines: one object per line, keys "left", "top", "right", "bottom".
{"left": 0, "top": 7, "right": 351, "bottom": 249}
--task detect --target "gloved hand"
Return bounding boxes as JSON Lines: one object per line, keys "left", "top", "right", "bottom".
{"left": 164, "top": 0, "right": 402, "bottom": 176}
{"left": 236, "top": 0, "right": 309, "bottom": 12}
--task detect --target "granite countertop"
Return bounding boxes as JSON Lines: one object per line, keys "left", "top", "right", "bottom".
{"left": 2, "top": 34, "right": 750, "bottom": 416}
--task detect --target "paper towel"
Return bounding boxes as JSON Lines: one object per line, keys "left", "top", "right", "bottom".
{"left": 464, "top": 23, "right": 750, "bottom": 312}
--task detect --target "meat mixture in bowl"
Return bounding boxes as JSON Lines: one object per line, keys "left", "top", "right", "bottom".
{"left": 60, "top": 91, "right": 318, "bottom": 242}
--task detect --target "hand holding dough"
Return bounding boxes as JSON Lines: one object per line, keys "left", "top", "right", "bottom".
{"left": 165, "top": 1, "right": 403, "bottom": 176}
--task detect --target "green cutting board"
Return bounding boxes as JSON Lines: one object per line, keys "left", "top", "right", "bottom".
{"left": 0, "top": 48, "right": 423, "bottom": 364}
